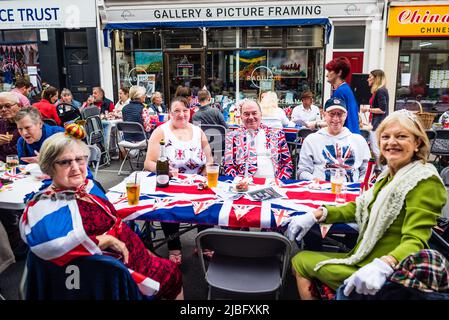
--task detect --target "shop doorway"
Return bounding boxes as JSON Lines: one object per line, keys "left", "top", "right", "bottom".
{"left": 65, "top": 48, "right": 92, "bottom": 102}
{"left": 164, "top": 51, "right": 205, "bottom": 106}
{"left": 332, "top": 52, "right": 364, "bottom": 86}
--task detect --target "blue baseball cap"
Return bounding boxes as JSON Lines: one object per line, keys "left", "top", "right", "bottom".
{"left": 324, "top": 98, "right": 347, "bottom": 113}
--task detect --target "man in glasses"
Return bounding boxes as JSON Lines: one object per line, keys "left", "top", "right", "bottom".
{"left": 0, "top": 92, "right": 22, "bottom": 162}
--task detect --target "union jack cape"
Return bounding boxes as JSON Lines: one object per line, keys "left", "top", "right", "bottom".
{"left": 19, "top": 179, "right": 160, "bottom": 298}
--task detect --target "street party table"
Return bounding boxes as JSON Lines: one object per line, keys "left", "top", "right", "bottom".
{"left": 107, "top": 173, "right": 359, "bottom": 238}
{"left": 0, "top": 171, "right": 44, "bottom": 210}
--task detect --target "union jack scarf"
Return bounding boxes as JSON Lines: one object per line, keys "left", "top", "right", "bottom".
{"left": 20, "top": 179, "right": 159, "bottom": 297}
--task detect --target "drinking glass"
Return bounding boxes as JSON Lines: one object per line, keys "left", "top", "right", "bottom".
{"left": 206, "top": 163, "right": 220, "bottom": 188}
{"left": 6, "top": 154, "right": 19, "bottom": 175}
{"left": 330, "top": 168, "right": 346, "bottom": 194}
{"left": 126, "top": 172, "right": 141, "bottom": 206}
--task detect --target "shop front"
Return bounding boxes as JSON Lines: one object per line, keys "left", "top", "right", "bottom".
{"left": 100, "top": 0, "right": 384, "bottom": 107}
{"left": 387, "top": 2, "right": 449, "bottom": 114}
{"left": 0, "top": 0, "right": 98, "bottom": 103}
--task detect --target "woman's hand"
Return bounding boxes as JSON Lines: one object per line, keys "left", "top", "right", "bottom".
{"left": 96, "top": 234, "right": 129, "bottom": 264}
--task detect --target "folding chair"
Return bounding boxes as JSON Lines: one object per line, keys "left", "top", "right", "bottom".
{"left": 195, "top": 228, "right": 291, "bottom": 299}
{"left": 87, "top": 144, "right": 101, "bottom": 179}
{"left": 84, "top": 115, "right": 110, "bottom": 167}
{"left": 293, "top": 128, "right": 316, "bottom": 179}
{"left": 81, "top": 105, "right": 100, "bottom": 119}
{"left": 430, "top": 129, "right": 449, "bottom": 169}
{"left": 116, "top": 122, "right": 148, "bottom": 175}
{"left": 56, "top": 103, "right": 82, "bottom": 125}
{"left": 19, "top": 252, "right": 146, "bottom": 300}
{"left": 199, "top": 124, "right": 227, "bottom": 166}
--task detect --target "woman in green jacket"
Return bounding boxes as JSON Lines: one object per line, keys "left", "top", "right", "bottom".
{"left": 284, "top": 109, "right": 447, "bottom": 299}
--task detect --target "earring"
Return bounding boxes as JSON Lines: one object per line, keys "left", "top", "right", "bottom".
{"left": 415, "top": 148, "right": 419, "bottom": 152}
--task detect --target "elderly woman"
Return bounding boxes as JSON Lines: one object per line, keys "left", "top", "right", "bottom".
{"left": 148, "top": 91, "right": 167, "bottom": 114}
{"left": 19, "top": 132, "right": 183, "bottom": 300}
{"left": 259, "top": 91, "right": 289, "bottom": 129}
{"left": 144, "top": 96, "right": 213, "bottom": 265}
{"left": 283, "top": 110, "right": 447, "bottom": 299}
{"left": 122, "top": 86, "right": 152, "bottom": 141}
{"left": 59, "top": 88, "right": 82, "bottom": 109}
{"left": 15, "top": 107, "right": 64, "bottom": 164}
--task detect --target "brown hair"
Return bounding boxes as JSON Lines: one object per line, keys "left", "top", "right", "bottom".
{"left": 370, "top": 69, "right": 386, "bottom": 94}
{"left": 42, "top": 86, "right": 58, "bottom": 102}
{"left": 169, "top": 96, "right": 189, "bottom": 111}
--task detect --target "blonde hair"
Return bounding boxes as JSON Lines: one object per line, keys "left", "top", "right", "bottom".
{"left": 259, "top": 91, "right": 279, "bottom": 117}
{"left": 376, "top": 110, "right": 429, "bottom": 166}
{"left": 39, "top": 132, "right": 90, "bottom": 176}
{"left": 151, "top": 91, "right": 162, "bottom": 103}
{"left": 370, "top": 69, "right": 386, "bottom": 94}
{"left": 129, "top": 86, "right": 147, "bottom": 100}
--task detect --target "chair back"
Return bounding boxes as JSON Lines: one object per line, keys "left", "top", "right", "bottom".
{"left": 195, "top": 228, "right": 291, "bottom": 298}
{"left": 20, "top": 252, "right": 145, "bottom": 300}
{"left": 199, "top": 124, "right": 226, "bottom": 164}
{"left": 87, "top": 145, "right": 101, "bottom": 179}
{"left": 426, "top": 130, "right": 436, "bottom": 141}
{"left": 81, "top": 106, "right": 100, "bottom": 119}
{"left": 431, "top": 129, "right": 449, "bottom": 155}
{"left": 116, "top": 121, "right": 147, "bottom": 142}
{"left": 84, "top": 115, "right": 104, "bottom": 145}
{"left": 42, "top": 118, "right": 58, "bottom": 126}
{"left": 359, "top": 129, "right": 370, "bottom": 142}
{"left": 56, "top": 103, "right": 81, "bottom": 124}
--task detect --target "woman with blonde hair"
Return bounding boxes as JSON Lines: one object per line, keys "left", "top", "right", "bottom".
{"left": 259, "top": 91, "right": 289, "bottom": 129}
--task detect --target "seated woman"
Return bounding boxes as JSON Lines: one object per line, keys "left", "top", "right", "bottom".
{"left": 144, "top": 96, "right": 213, "bottom": 265}
{"left": 283, "top": 110, "right": 447, "bottom": 299}
{"left": 20, "top": 131, "right": 183, "bottom": 300}
{"left": 259, "top": 91, "right": 289, "bottom": 129}
{"left": 15, "top": 107, "right": 65, "bottom": 164}
{"left": 122, "top": 85, "right": 152, "bottom": 140}
{"left": 148, "top": 91, "right": 167, "bottom": 114}
{"left": 32, "top": 86, "right": 62, "bottom": 126}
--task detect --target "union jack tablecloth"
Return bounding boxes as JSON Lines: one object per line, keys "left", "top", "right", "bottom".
{"left": 107, "top": 173, "right": 360, "bottom": 236}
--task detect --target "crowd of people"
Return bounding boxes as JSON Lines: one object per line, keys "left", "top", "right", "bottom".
{"left": 1, "top": 54, "right": 448, "bottom": 301}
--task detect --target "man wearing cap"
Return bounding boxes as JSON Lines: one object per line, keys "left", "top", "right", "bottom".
{"left": 291, "top": 91, "right": 325, "bottom": 129}
{"left": 224, "top": 99, "right": 293, "bottom": 179}
{"left": 297, "top": 98, "right": 370, "bottom": 182}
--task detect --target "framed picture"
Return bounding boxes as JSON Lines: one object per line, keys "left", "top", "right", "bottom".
{"left": 269, "top": 50, "right": 308, "bottom": 78}
{"left": 134, "top": 52, "right": 163, "bottom": 72}
{"left": 177, "top": 64, "right": 194, "bottom": 77}
{"left": 137, "top": 74, "right": 156, "bottom": 96}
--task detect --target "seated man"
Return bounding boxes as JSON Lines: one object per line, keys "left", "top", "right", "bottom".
{"left": 224, "top": 99, "right": 293, "bottom": 179}
{"left": 297, "top": 98, "right": 370, "bottom": 182}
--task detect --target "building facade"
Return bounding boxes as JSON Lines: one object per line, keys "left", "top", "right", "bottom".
{"left": 98, "top": 0, "right": 386, "bottom": 106}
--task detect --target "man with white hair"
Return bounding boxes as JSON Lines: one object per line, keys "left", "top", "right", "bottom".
{"left": 224, "top": 99, "right": 293, "bottom": 179}
{"left": 297, "top": 98, "right": 371, "bottom": 182}
{"left": 0, "top": 92, "right": 22, "bottom": 162}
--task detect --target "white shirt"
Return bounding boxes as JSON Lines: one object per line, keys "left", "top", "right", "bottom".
{"left": 245, "top": 130, "right": 275, "bottom": 179}
{"left": 291, "top": 104, "right": 321, "bottom": 125}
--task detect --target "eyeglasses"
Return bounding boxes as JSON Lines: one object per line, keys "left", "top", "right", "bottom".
{"left": 0, "top": 103, "right": 16, "bottom": 110}
{"left": 54, "top": 156, "right": 88, "bottom": 168}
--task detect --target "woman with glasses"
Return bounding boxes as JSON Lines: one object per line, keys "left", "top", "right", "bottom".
{"left": 15, "top": 107, "right": 64, "bottom": 164}
{"left": 19, "top": 131, "right": 184, "bottom": 300}
{"left": 144, "top": 96, "right": 213, "bottom": 265}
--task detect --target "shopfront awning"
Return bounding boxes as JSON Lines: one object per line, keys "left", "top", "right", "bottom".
{"left": 103, "top": 18, "right": 332, "bottom": 43}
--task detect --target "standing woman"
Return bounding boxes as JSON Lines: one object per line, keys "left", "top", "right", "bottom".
{"left": 363, "top": 69, "right": 389, "bottom": 159}
{"left": 144, "top": 96, "right": 213, "bottom": 265}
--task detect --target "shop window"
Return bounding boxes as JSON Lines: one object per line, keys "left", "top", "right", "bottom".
{"left": 163, "top": 28, "right": 202, "bottom": 49}
{"left": 2, "top": 30, "right": 37, "bottom": 43}
{"left": 247, "top": 27, "right": 283, "bottom": 48}
{"left": 206, "top": 50, "right": 237, "bottom": 104}
{"left": 287, "top": 26, "right": 324, "bottom": 48}
{"left": 333, "top": 26, "right": 365, "bottom": 49}
{"left": 64, "top": 31, "right": 87, "bottom": 47}
{"left": 207, "top": 28, "right": 241, "bottom": 49}
{"left": 139, "top": 31, "right": 161, "bottom": 49}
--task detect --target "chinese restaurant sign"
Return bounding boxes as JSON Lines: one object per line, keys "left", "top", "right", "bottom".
{"left": 388, "top": 5, "right": 449, "bottom": 37}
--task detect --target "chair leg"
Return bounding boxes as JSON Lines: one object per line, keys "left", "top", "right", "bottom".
{"left": 118, "top": 150, "right": 130, "bottom": 176}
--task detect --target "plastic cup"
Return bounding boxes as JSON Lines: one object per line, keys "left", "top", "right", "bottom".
{"left": 206, "top": 163, "right": 220, "bottom": 188}
{"left": 158, "top": 114, "right": 164, "bottom": 122}
{"left": 126, "top": 173, "right": 141, "bottom": 206}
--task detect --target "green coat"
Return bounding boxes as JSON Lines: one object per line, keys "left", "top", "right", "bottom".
{"left": 291, "top": 175, "right": 446, "bottom": 290}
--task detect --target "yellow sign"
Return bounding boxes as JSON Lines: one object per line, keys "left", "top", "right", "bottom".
{"left": 388, "top": 5, "right": 449, "bottom": 37}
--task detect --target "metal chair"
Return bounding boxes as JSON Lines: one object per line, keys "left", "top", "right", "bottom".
{"left": 87, "top": 145, "right": 101, "bottom": 179}
{"left": 291, "top": 128, "right": 316, "bottom": 179}
{"left": 84, "top": 115, "right": 110, "bottom": 167}
{"left": 116, "top": 122, "right": 148, "bottom": 175}
{"left": 199, "top": 124, "right": 227, "bottom": 165}
{"left": 56, "top": 103, "right": 81, "bottom": 125}
{"left": 195, "top": 228, "right": 291, "bottom": 299}
{"left": 81, "top": 105, "right": 100, "bottom": 119}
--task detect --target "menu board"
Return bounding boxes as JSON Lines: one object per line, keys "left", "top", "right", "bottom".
{"left": 429, "top": 70, "right": 449, "bottom": 89}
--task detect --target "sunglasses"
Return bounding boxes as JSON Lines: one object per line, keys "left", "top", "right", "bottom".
{"left": 54, "top": 156, "right": 88, "bottom": 168}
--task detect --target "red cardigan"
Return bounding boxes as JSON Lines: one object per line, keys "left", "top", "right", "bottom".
{"left": 33, "top": 99, "right": 62, "bottom": 126}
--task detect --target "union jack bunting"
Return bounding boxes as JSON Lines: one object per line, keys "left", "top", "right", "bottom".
{"left": 109, "top": 174, "right": 360, "bottom": 235}
{"left": 20, "top": 179, "right": 160, "bottom": 298}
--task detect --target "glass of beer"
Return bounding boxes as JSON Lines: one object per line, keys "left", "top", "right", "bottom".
{"left": 330, "top": 168, "right": 346, "bottom": 195}
{"left": 126, "top": 172, "right": 141, "bottom": 206}
{"left": 6, "top": 154, "right": 19, "bottom": 175}
{"left": 206, "top": 163, "right": 220, "bottom": 188}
